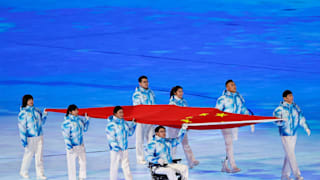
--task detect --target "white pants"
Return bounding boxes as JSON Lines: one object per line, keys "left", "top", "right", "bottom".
{"left": 221, "top": 128, "right": 237, "bottom": 168}
{"left": 155, "top": 163, "right": 189, "bottom": 180}
{"left": 136, "top": 123, "right": 154, "bottom": 162}
{"left": 281, "top": 135, "right": 301, "bottom": 177}
{"left": 66, "top": 145, "right": 86, "bottom": 180}
{"left": 20, "top": 136, "right": 45, "bottom": 176}
{"left": 110, "top": 150, "right": 133, "bottom": 180}
{"left": 168, "top": 128, "right": 196, "bottom": 167}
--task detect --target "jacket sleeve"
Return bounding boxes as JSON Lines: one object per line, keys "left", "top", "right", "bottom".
{"left": 81, "top": 118, "right": 90, "bottom": 132}
{"left": 296, "top": 105, "right": 310, "bottom": 131}
{"left": 145, "top": 141, "right": 159, "bottom": 163}
{"left": 18, "top": 110, "right": 28, "bottom": 147}
{"left": 132, "top": 91, "right": 142, "bottom": 105}
{"left": 106, "top": 123, "right": 120, "bottom": 152}
{"left": 215, "top": 96, "right": 225, "bottom": 111}
{"left": 126, "top": 121, "right": 137, "bottom": 137}
{"left": 273, "top": 106, "right": 284, "bottom": 126}
{"left": 170, "top": 128, "right": 186, "bottom": 147}
{"left": 61, "top": 121, "right": 73, "bottom": 150}
{"left": 40, "top": 109, "right": 47, "bottom": 125}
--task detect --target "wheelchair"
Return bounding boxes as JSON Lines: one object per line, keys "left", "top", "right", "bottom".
{"left": 148, "top": 159, "right": 182, "bottom": 180}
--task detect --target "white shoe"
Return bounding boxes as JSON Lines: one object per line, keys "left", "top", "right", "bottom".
{"left": 137, "top": 160, "right": 147, "bottom": 165}
{"left": 221, "top": 160, "right": 231, "bottom": 173}
{"left": 20, "top": 172, "right": 30, "bottom": 179}
{"left": 230, "top": 167, "right": 241, "bottom": 173}
{"left": 281, "top": 175, "right": 293, "bottom": 180}
{"left": 295, "top": 175, "right": 304, "bottom": 180}
{"left": 37, "top": 175, "right": 47, "bottom": 179}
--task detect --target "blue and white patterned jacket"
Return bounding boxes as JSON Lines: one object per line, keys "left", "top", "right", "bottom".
{"left": 273, "top": 101, "right": 310, "bottom": 136}
{"left": 61, "top": 115, "right": 89, "bottom": 150}
{"left": 132, "top": 86, "right": 156, "bottom": 105}
{"left": 215, "top": 90, "right": 249, "bottom": 115}
{"left": 145, "top": 128, "right": 186, "bottom": 164}
{"left": 106, "top": 116, "right": 136, "bottom": 152}
{"left": 169, "top": 95, "right": 187, "bottom": 107}
{"left": 18, "top": 106, "right": 47, "bottom": 147}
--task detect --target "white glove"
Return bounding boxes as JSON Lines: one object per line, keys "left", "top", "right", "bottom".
{"left": 182, "top": 123, "right": 188, "bottom": 130}
{"left": 85, "top": 113, "right": 90, "bottom": 120}
{"left": 158, "top": 159, "right": 165, "bottom": 165}
{"left": 43, "top": 108, "right": 48, "bottom": 116}
{"left": 306, "top": 129, "right": 311, "bottom": 136}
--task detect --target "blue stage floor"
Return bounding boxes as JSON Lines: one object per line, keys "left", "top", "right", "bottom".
{"left": 0, "top": 0, "right": 319, "bottom": 179}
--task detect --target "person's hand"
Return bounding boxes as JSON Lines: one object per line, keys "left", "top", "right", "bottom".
{"left": 306, "top": 129, "right": 311, "bottom": 136}
{"left": 182, "top": 123, "right": 188, "bottom": 130}
{"left": 132, "top": 118, "right": 135, "bottom": 123}
{"left": 250, "top": 125, "right": 255, "bottom": 133}
{"left": 43, "top": 108, "right": 48, "bottom": 116}
{"left": 85, "top": 113, "right": 90, "bottom": 120}
{"left": 158, "top": 159, "right": 165, "bottom": 165}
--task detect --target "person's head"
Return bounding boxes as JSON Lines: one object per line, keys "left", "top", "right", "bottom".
{"left": 66, "top": 104, "right": 79, "bottom": 116}
{"left": 155, "top": 126, "right": 166, "bottom": 138}
{"left": 225, "top": 80, "right": 236, "bottom": 93}
{"left": 282, "top": 90, "right": 293, "bottom": 104}
{"left": 113, "top": 106, "right": 124, "bottom": 119}
{"left": 22, "top": 94, "right": 34, "bottom": 107}
{"left": 138, "top": 75, "right": 149, "bottom": 89}
{"left": 170, "top": 85, "right": 183, "bottom": 99}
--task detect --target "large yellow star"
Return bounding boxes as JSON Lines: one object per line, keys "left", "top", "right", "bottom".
{"left": 216, "top": 113, "right": 227, "bottom": 117}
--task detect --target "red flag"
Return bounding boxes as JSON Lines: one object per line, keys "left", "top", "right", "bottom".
{"left": 46, "top": 105, "right": 279, "bottom": 130}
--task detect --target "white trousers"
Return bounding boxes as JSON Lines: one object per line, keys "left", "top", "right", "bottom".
{"left": 155, "top": 163, "right": 189, "bottom": 180}
{"left": 136, "top": 123, "right": 154, "bottom": 162}
{"left": 168, "top": 127, "right": 196, "bottom": 167}
{"left": 20, "top": 136, "right": 45, "bottom": 176}
{"left": 66, "top": 145, "right": 86, "bottom": 180}
{"left": 221, "top": 128, "right": 237, "bottom": 168}
{"left": 281, "top": 135, "right": 301, "bottom": 177}
{"left": 110, "top": 150, "right": 133, "bottom": 180}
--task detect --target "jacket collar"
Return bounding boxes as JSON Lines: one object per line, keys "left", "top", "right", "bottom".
{"left": 222, "top": 90, "right": 239, "bottom": 96}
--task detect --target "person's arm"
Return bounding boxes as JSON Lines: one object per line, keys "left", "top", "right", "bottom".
{"left": 82, "top": 114, "right": 90, "bottom": 132}
{"left": 18, "top": 110, "right": 28, "bottom": 147}
{"left": 61, "top": 121, "right": 73, "bottom": 150}
{"left": 106, "top": 123, "right": 120, "bottom": 152}
{"left": 215, "top": 96, "right": 225, "bottom": 111}
{"left": 126, "top": 120, "right": 137, "bottom": 136}
{"left": 171, "top": 124, "right": 187, "bottom": 147}
{"left": 132, "top": 91, "right": 142, "bottom": 105}
{"left": 144, "top": 142, "right": 159, "bottom": 164}
{"left": 273, "top": 106, "right": 284, "bottom": 126}
{"left": 41, "top": 108, "right": 48, "bottom": 125}
{"left": 296, "top": 105, "right": 311, "bottom": 136}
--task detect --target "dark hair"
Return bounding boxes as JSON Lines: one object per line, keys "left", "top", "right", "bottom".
{"left": 170, "top": 85, "right": 183, "bottom": 97}
{"left": 113, "top": 106, "right": 123, "bottom": 114}
{"left": 282, "top": 90, "right": 292, "bottom": 97}
{"left": 66, "top": 104, "right": 78, "bottom": 116}
{"left": 155, "top": 126, "right": 166, "bottom": 133}
{"left": 225, "top": 79, "right": 234, "bottom": 86}
{"left": 22, "top": 94, "right": 33, "bottom": 107}
{"left": 138, "top": 75, "right": 148, "bottom": 82}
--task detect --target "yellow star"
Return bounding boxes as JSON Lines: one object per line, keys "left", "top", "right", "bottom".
{"left": 181, "top": 119, "right": 192, "bottom": 123}
{"left": 216, "top": 113, "right": 227, "bottom": 117}
{"left": 185, "top": 116, "right": 193, "bottom": 119}
{"left": 199, "top": 113, "right": 209, "bottom": 116}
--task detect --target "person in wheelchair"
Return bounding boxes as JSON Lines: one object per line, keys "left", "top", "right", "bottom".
{"left": 145, "top": 125, "right": 189, "bottom": 180}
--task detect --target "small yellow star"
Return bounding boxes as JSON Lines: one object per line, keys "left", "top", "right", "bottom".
{"left": 181, "top": 119, "right": 192, "bottom": 123}
{"left": 185, "top": 116, "right": 193, "bottom": 119}
{"left": 216, "top": 113, "right": 227, "bottom": 117}
{"left": 199, "top": 113, "right": 209, "bottom": 116}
